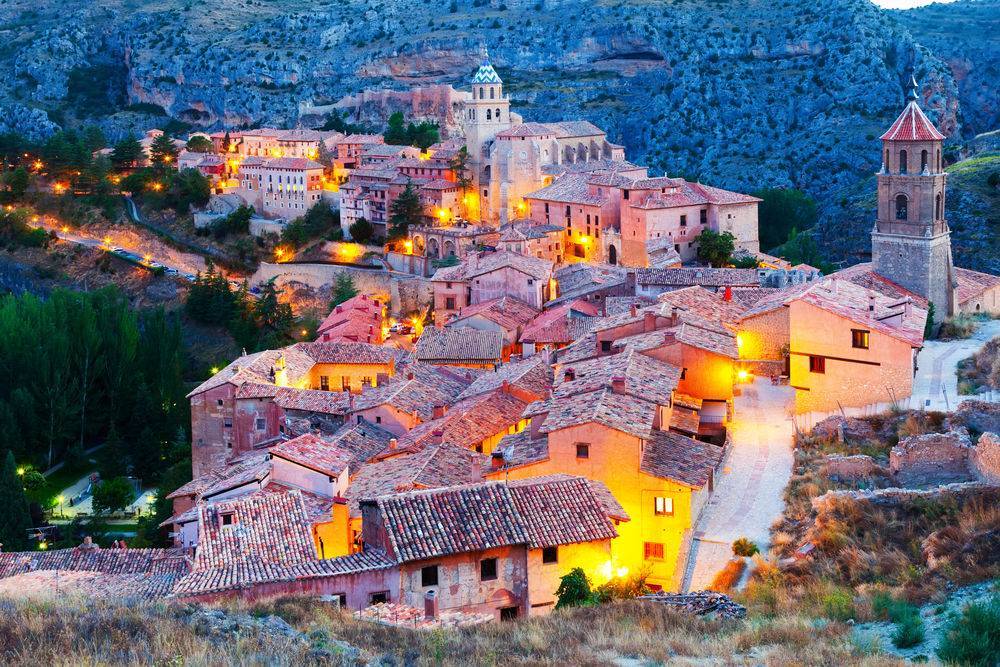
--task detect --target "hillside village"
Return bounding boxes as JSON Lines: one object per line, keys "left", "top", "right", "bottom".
{"left": 0, "top": 45, "right": 999, "bottom": 658}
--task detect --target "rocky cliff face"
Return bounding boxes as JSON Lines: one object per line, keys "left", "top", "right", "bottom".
{"left": 0, "top": 0, "right": 997, "bottom": 268}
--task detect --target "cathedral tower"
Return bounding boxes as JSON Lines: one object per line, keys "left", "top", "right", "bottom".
{"left": 871, "top": 76, "right": 957, "bottom": 317}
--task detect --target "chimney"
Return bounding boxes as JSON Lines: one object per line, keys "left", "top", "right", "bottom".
{"left": 868, "top": 291, "right": 876, "bottom": 315}
{"left": 723, "top": 285, "right": 732, "bottom": 302}
{"left": 430, "top": 429, "right": 444, "bottom": 445}
{"left": 424, "top": 589, "right": 438, "bottom": 620}
{"left": 491, "top": 450, "right": 506, "bottom": 470}
{"left": 670, "top": 307, "right": 679, "bottom": 327}
{"left": 629, "top": 303, "right": 637, "bottom": 318}
{"left": 611, "top": 375, "right": 626, "bottom": 394}
{"left": 501, "top": 379, "right": 510, "bottom": 394}
{"left": 903, "top": 298, "right": 912, "bottom": 318}
{"left": 643, "top": 311, "right": 656, "bottom": 333}
{"left": 388, "top": 438, "right": 398, "bottom": 451}
{"left": 407, "top": 371, "right": 415, "bottom": 380}
{"left": 432, "top": 404, "right": 447, "bottom": 419}
{"left": 348, "top": 394, "right": 355, "bottom": 410}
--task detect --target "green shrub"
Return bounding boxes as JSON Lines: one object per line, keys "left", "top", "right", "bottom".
{"left": 892, "top": 613, "right": 925, "bottom": 649}
{"left": 821, "top": 588, "right": 855, "bottom": 621}
{"left": 937, "top": 595, "right": 1000, "bottom": 666}
{"left": 555, "top": 567, "right": 593, "bottom": 609}
{"left": 732, "top": 537, "right": 759, "bottom": 557}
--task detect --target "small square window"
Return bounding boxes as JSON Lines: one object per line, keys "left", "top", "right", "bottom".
{"left": 369, "top": 591, "right": 389, "bottom": 604}
{"left": 221, "top": 512, "right": 235, "bottom": 526}
{"left": 852, "top": 330, "right": 870, "bottom": 350}
{"left": 644, "top": 542, "right": 665, "bottom": 560}
{"left": 654, "top": 497, "right": 674, "bottom": 516}
{"left": 542, "top": 546, "right": 558, "bottom": 564}
{"left": 600, "top": 340, "right": 612, "bottom": 352}
{"left": 421, "top": 565, "right": 439, "bottom": 587}
{"left": 217, "top": 399, "right": 224, "bottom": 406}
{"left": 576, "top": 443, "right": 590, "bottom": 459}
{"left": 809, "top": 356, "right": 826, "bottom": 374}
{"left": 480, "top": 557, "right": 498, "bottom": 581}
{"left": 255, "top": 418, "right": 266, "bottom": 431}
{"left": 223, "top": 418, "right": 233, "bottom": 429}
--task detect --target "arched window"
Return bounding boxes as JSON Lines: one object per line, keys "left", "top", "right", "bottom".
{"left": 921, "top": 150, "right": 928, "bottom": 172}
{"left": 490, "top": 87, "right": 495, "bottom": 100}
{"left": 899, "top": 150, "right": 908, "bottom": 174}
{"left": 486, "top": 109, "right": 492, "bottom": 121}
{"left": 935, "top": 193, "right": 942, "bottom": 220}
{"left": 937, "top": 149, "right": 941, "bottom": 171}
{"left": 895, "top": 194, "right": 908, "bottom": 221}
{"left": 884, "top": 149, "right": 889, "bottom": 168}
{"left": 495, "top": 108, "right": 501, "bottom": 121}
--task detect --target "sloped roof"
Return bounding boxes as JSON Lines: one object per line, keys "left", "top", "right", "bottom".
{"left": 415, "top": 327, "right": 504, "bottom": 362}
{"left": 293, "top": 341, "right": 397, "bottom": 365}
{"left": 636, "top": 268, "right": 759, "bottom": 288}
{"left": 880, "top": 101, "right": 945, "bottom": 142}
{"left": 274, "top": 387, "right": 352, "bottom": 415}
{"left": 955, "top": 267, "right": 1000, "bottom": 306}
{"left": 430, "top": 249, "right": 554, "bottom": 283}
{"left": 449, "top": 296, "right": 540, "bottom": 333}
{"left": 656, "top": 286, "right": 746, "bottom": 328}
{"left": 455, "top": 355, "right": 551, "bottom": 401}
{"left": 640, "top": 430, "right": 725, "bottom": 488}
{"left": 269, "top": 433, "right": 352, "bottom": 477}
{"left": 507, "top": 476, "right": 620, "bottom": 548}
{"left": 187, "top": 347, "right": 314, "bottom": 397}
{"left": 394, "top": 389, "right": 529, "bottom": 451}
{"left": 524, "top": 174, "right": 607, "bottom": 206}
{"left": 264, "top": 157, "right": 325, "bottom": 170}
{"left": 520, "top": 299, "right": 600, "bottom": 345}
{"left": 828, "top": 263, "right": 929, "bottom": 306}
{"left": 472, "top": 61, "right": 503, "bottom": 85}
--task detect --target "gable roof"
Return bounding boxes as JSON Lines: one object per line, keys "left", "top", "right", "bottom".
{"left": 455, "top": 355, "right": 551, "bottom": 401}
{"left": 268, "top": 433, "right": 352, "bottom": 477}
{"left": 955, "top": 267, "right": 1000, "bottom": 306}
{"left": 507, "top": 476, "right": 621, "bottom": 548}
{"left": 415, "top": 327, "right": 504, "bottom": 363}
{"left": 640, "top": 430, "right": 725, "bottom": 488}
{"left": 430, "top": 250, "right": 553, "bottom": 283}
{"left": 394, "top": 389, "right": 529, "bottom": 452}
{"left": 520, "top": 299, "right": 600, "bottom": 344}
{"left": 449, "top": 296, "right": 540, "bottom": 333}
{"left": 636, "top": 268, "right": 759, "bottom": 288}
{"left": 292, "top": 341, "right": 397, "bottom": 365}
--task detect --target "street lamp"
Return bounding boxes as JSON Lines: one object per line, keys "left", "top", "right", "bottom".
{"left": 56, "top": 494, "right": 65, "bottom": 517}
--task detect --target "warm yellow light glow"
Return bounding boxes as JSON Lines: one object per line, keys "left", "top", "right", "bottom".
{"left": 737, "top": 369, "right": 750, "bottom": 382}
{"left": 56, "top": 495, "right": 65, "bottom": 505}
{"left": 516, "top": 201, "right": 526, "bottom": 212}
{"left": 210, "top": 366, "right": 220, "bottom": 374}
{"left": 403, "top": 240, "right": 413, "bottom": 255}
{"left": 578, "top": 235, "right": 592, "bottom": 245}
{"left": 16, "top": 467, "right": 25, "bottom": 476}
{"left": 103, "top": 236, "right": 112, "bottom": 246}
{"left": 616, "top": 566, "right": 629, "bottom": 578}
{"left": 410, "top": 317, "right": 424, "bottom": 336}
{"left": 301, "top": 329, "right": 308, "bottom": 337}
{"left": 150, "top": 182, "right": 163, "bottom": 192}
{"left": 53, "top": 183, "right": 67, "bottom": 194}
{"left": 61, "top": 226, "right": 68, "bottom": 233}
{"left": 32, "top": 160, "right": 42, "bottom": 170}
{"left": 599, "top": 561, "right": 613, "bottom": 581}
{"left": 336, "top": 243, "right": 363, "bottom": 262}
{"left": 143, "top": 254, "right": 152, "bottom": 264}
{"left": 162, "top": 155, "right": 172, "bottom": 163}
{"left": 38, "top": 541, "right": 48, "bottom": 551}
{"left": 437, "top": 208, "right": 448, "bottom": 221}
{"left": 736, "top": 333, "right": 744, "bottom": 348}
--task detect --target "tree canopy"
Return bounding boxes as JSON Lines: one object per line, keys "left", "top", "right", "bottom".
{"left": 695, "top": 229, "right": 737, "bottom": 267}
{"left": 383, "top": 112, "right": 440, "bottom": 150}
{"left": 753, "top": 187, "right": 818, "bottom": 252}
{"left": 388, "top": 181, "right": 423, "bottom": 239}
{"left": 0, "top": 450, "right": 33, "bottom": 551}
{"left": 331, "top": 273, "right": 358, "bottom": 308}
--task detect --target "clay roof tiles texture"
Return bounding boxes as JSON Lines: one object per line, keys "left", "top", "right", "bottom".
{"left": 415, "top": 327, "right": 504, "bottom": 363}
{"left": 640, "top": 430, "right": 725, "bottom": 488}
{"left": 636, "top": 268, "right": 760, "bottom": 288}
{"left": 293, "top": 341, "right": 398, "bottom": 365}
{"left": 268, "top": 433, "right": 352, "bottom": 476}
{"left": 449, "top": 296, "right": 540, "bottom": 333}
{"left": 880, "top": 101, "right": 946, "bottom": 141}
{"left": 455, "top": 355, "right": 551, "bottom": 401}
{"left": 507, "top": 476, "right": 620, "bottom": 548}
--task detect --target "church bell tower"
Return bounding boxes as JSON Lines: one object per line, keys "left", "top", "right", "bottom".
{"left": 871, "top": 76, "right": 957, "bottom": 317}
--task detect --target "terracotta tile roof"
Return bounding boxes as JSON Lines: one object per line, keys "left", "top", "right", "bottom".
{"left": 520, "top": 300, "right": 600, "bottom": 344}
{"left": 0, "top": 548, "right": 190, "bottom": 601}
{"left": 293, "top": 341, "right": 398, "bottom": 365}
{"left": 738, "top": 282, "right": 813, "bottom": 319}
{"left": 430, "top": 250, "right": 553, "bottom": 283}
{"left": 172, "top": 548, "right": 395, "bottom": 598}
{"left": 500, "top": 220, "right": 565, "bottom": 241}
{"left": 507, "top": 476, "right": 620, "bottom": 548}
{"left": 489, "top": 430, "right": 550, "bottom": 470}
{"left": 656, "top": 286, "right": 746, "bottom": 328}
{"left": 555, "top": 330, "right": 601, "bottom": 365}
{"left": 727, "top": 287, "right": 783, "bottom": 309}
{"left": 350, "top": 378, "right": 455, "bottom": 421}
{"left": 455, "top": 355, "right": 552, "bottom": 401}
{"left": 542, "top": 159, "right": 643, "bottom": 177}
{"left": 630, "top": 179, "right": 760, "bottom": 209}
{"left": 531, "top": 386, "right": 658, "bottom": 439}
{"left": 187, "top": 347, "right": 315, "bottom": 397}
{"left": 555, "top": 349, "right": 680, "bottom": 406}
{"left": 548, "top": 264, "right": 628, "bottom": 304}
{"left": 880, "top": 101, "right": 946, "bottom": 141}
{"left": 828, "top": 263, "right": 929, "bottom": 307}
{"left": 604, "top": 296, "right": 656, "bottom": 316}
{"left": 496, "top": 122, "right": 556, "bottom": 138}
{"left": 545, "top": 120, "right": 606, "bottom": 139}
{"left": 449, "top": 296, "right": 540, "bottom": 333}
{"left": 640, "top": 430, "right": 725, "bottom": 488}
{"left": 636, "top": 268, "right": 760, "bottom": 288}
{"left": 395, "top": 360, "right": 481, "bottom": 401}
{"left": 264, "top": 157, "right": 325, "bottom": 171}
{"left": 394, "top": 390, "right": 529, "bottom": 452}
{"left": 200, "top": 453, "right": 272, "bottom": 500}
{"left": 274, "top": 387, "right": 352, "bottom": 415}
{"left": 325, "top": 419, "right": 397, "bottom": 470}
{"left": 235, "top": 382, "right": 281, "bottom": 399}
{"left": 612, "top": 317, "right": 739, "bottom": 359}
{"left": 673, "top": 393, "right": 703, "bottom": 410}
{"left": 415, "top": 327, "right": 503, "bottom": 363}
{"left": 317, "top": 295, "right": 382, "bottom": 336}
{"left": 269, "top": 433, "right": 352, "bottom": 477}
{"left": 669, "top": 406, "right": 701, "bottom": 435}
{"left": 955, "top": 267, "right": 1000, "bottom": 306}
{"left": 345, "top": 443, "right": 485, "bottom": 517}
{"left": 524, "top": 174, "right": 607, "bottom": 206}
{"left": 366, "top": 475, "right": 617, "bottom": 561}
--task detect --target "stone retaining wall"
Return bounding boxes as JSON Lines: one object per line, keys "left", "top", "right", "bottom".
{"left": 972, "top": 432, "right": 1000, "bottom": 484}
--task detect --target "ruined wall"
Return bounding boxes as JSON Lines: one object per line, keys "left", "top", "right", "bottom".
{"left": 824, "top": 454, "right": 886, "bottom": 482}
{"left": 889, "top": 429, "right": 975, "bottom": 484}
{"left": 972, "top": 431, "right": 1000, "bottom": 484}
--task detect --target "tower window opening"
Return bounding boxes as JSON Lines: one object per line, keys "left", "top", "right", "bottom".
{"left": 921, "top": 150, "right": 928, "bottom": 172}
{"left": 895, "top": 194, "right": 908, "bottom": 221}
{"left": 935, "top": 193, "right": 942, "bottom": 220}
{"left": 899, "top": 150, "right": 908, "bottom": 174}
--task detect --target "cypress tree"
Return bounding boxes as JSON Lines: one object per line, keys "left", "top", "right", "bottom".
{"left": 0, "top": 450, "right": 33, "bottom": 551}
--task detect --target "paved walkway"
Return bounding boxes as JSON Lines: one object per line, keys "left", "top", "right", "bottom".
{"left": 682, "top": 379, "right": 795, "bottom": 592}
{"left": 911, "top": 319, "right": 1000, "bottom": 411}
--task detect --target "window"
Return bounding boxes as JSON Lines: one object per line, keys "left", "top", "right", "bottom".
{"left": 542, "top": 546, "right": 558, "bottom": 564}
{"left": 320, "top": 375, "right": 329, "bottom": 391}
{"left": 421, "top": 565, "right": 439, "bottom": 587}
{"left": 680, "top": 214, "right": 687, "bottom": 227}
{"left": 480, "top": 557, "right": 498, "bottom": 581}
{"left": 255, "top": 418, "right": 266, "bottom": 431}
{"left": 446, "top": 297, "right": 456, "bottom": 310}
{"left": 654, "top": 497, "right": 674, "bottom": 516}
{"left": 223, "top": 418, "right": 232, "bottom": 429}
{"left": 500, "top": 606, "right": 519, "bottom": 621}
{"left": 899, "top": 149, "right": 908, "bottom": 174}
{"left": 809, "top": 355, "right": 826, "bottom": 374}
{"left": 680, "top": 368, "right": 687, "bottom": 381}
{"left": 921, "top": 149, "right": 928, "bottom": 172}
{"left": 851, "top": 330, "right": 870, "bottom": 350}
{"left": 576, "top": 443, "right": 590, "bottom": 459}
{"left": 936, "top": 193, "right": 942, "bottom": 220}
{"left": 332, "top": 593, "right": 347, "bottom": 609}
{"left": 600, "top": 340, "right": 612, "bottom": 352}
{"left": 342, "top": 377, "right": 351, "bottom": 391}
{"left": 644, "top": 542, "right": 665, "bottom": 560}
{"left": 221, "top": 512, "right": 235, "bottom": 527}
{"left": 369, "top": 591, "right": 389, "bottom": 604}
{"left": 217, "top": 399, "right": 224, "bottom": 406}
{"left": 700, "top": 209, "right": 707, "bottom": 225}
{"left": 895, "top": 194, "right": 908, "bottom": 221}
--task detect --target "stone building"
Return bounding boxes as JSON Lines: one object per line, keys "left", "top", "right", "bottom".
{"left": 871, "top": 77, "right": 957, "bottom": 318}
{"left": 236, "top": 156, "right": 326, "bottom": 220}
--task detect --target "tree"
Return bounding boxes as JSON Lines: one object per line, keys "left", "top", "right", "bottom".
{"left": 695, "top": 229, "right": 736, "bottom": 267}
{"left": 0, "top": 450, "right": 33, "bottom": 551}
{"left": 92, "top": 476, "right": 135, "bottom": 514}
{"left": 168, "top": 168, "right": 211, "bottom": 213}
{"left": 252, "top": 280, "right": 295, "bottom": 350}
{"left": 110, "top": 136, "right": 145, "bottom": 169}
{"left": 753, "top": 187, "right": 818, "bottom": 252}
{"left": 349, "top": 218, "right": 374, "bottom": 244}
{"left": 555, "top": 567, "right": 594, "bottom": 609}
{"left": 149, "top": 133, "right": 179, "bottom": 170}
{"left": 924, "top": 301, "right": 935, "bottom": 339}
{"left": 406, "top": 121, "right": 440, "bottom": 150}
{"left": 186, "top": 135, "right": 213, "bottom": 153}
{"left": 384, "top": 112, "right": 408, "bottom": 146}
{"left": 388, "top": 181, "right": 423, "bottom": 239}
{"left": 778, "top": 228, "right": 835, "bottom": 274}
{"left": 211, "top": 204, "right": 253, "bottom": 239}
{"left": 331, "top": 273, "right": 358, "bottom": 307}
{"left": 1, "top": 167, "right": 30, "bottom": 201}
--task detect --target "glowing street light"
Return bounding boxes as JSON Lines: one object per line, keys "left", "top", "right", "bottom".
{"left": 16, "top": 466, "right": 25, "bottom": 476}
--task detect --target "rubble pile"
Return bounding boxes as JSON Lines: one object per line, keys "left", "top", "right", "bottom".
{"left": 637, "top": 591, "right": 747, "bottom": 619}
{"left": 355, "top": 602, "right": 493, "bottom": 629}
